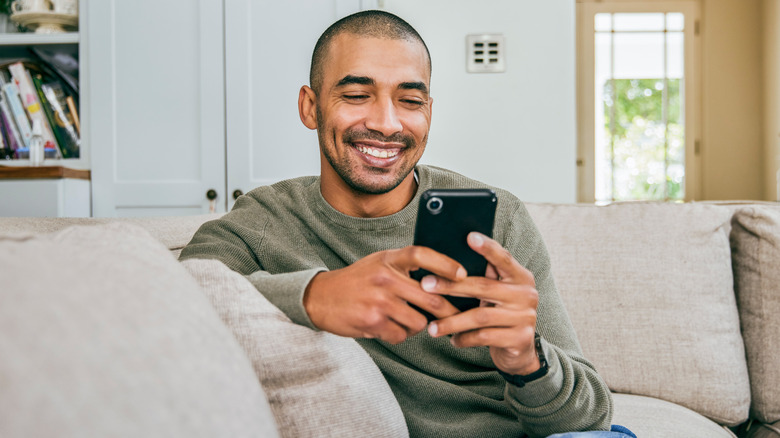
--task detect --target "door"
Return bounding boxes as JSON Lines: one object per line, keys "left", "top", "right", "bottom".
{"left": 224, "top": 0, "right": 367, "bottom": 210}
{"left": 88, "top": 0, "right": 226, "bottom": 216}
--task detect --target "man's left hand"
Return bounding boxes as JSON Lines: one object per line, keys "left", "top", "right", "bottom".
{"left": 421, "top": 232, "right": 542, "bottom": 376}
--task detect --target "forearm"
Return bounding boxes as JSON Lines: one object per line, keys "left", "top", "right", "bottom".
{"left": 246, "top": 268, "right": 326, "bottom": 329}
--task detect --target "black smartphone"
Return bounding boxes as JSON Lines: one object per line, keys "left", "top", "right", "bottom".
{"left": 410, "top": 188, "right": 498, "bottom": 322}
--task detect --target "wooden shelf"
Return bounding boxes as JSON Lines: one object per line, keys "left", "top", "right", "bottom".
{"left": 0, "top": 165, "right": 90, "bottom": 180}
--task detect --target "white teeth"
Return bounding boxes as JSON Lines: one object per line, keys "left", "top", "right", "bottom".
{"left": 356, "top": 145, "right": 399, "bottom": 159}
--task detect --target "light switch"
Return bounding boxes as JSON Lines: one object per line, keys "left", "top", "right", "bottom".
{"left": 466, "top": 34, "right": 506, "bottom": 73}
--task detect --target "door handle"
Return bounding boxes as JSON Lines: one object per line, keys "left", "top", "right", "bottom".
{"left": 233, "top": 189, "right": 243, "bottom": 200}
{"left": 206, "top": 189, "right": 218, "bottom": 213}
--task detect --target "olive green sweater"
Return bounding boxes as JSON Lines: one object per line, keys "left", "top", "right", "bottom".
{"left": 179, "top": 165, "right": 613, "bottom": 438}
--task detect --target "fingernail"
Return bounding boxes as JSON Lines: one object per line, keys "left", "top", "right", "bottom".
{"left": 428, "top": 322, "right": 438, "bottom": 337}
{"left": 421, "top": 275, "right": 437, "bottom": 291}
{"left": 469, "top": 232, "right": 484, "bottom": 247}
{"left": 456, "top": 266, "right": 467, "bottom": 279}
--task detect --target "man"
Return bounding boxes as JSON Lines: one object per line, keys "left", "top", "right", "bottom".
{"left": 181, "top": 10, "right": 630, "bottom": 438}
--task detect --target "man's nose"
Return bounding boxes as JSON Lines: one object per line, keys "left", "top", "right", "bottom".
{"left": 365, "top": 97, "right": 403, "bottom": 137}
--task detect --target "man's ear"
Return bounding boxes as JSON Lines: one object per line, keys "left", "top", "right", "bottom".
{"left": 299, "top": 85, "right": 318, "bottom": 130}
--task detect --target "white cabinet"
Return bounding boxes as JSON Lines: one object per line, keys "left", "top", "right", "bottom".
{"left": 89, "top": 0, "right": 361, "bottom": 217}
{"left": 88, "top": 0, "right": 225, "bottom": 217}
{"left": 0, "top": 167, "right": 90, "bottom": 217}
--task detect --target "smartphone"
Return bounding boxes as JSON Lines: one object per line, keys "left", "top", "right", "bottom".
{"left": 410, "top": 188, "right": 498, "bottom": 321}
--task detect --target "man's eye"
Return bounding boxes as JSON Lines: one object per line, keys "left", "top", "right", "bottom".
{"left": 401, "top": 99, "right": 425, "bottom": 106}
{"left": 344, "top": 95, "right": 368, "bottom": 100}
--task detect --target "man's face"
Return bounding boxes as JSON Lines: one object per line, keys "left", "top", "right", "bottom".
{"left": 312, "top": 34, "right": 432, "bottom": 195}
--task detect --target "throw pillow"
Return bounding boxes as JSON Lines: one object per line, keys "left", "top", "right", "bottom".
{"left": 525, "top": 202, "right": 750, "bottom": 426}
{"left": 181, "top": 258, "right": 409, "bottom": 438}
{"left": 731, "top": 205, "right": 780, "bottom": 423}
{"left": 0, "top": 223, "right": 278, "bottom": 438}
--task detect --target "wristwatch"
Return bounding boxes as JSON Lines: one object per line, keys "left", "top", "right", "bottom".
{"left": 497, "top": 332, "right": 549, "bottom": 388}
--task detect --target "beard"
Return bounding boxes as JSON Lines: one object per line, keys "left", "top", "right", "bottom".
{"left": 317, "top": 108, "right": 423, "bottom": 195}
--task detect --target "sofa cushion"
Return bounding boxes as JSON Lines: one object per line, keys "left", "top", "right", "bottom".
{"left": 612, "top": 393, "right": 736, "bottom": 438}
{"left": 181, "top": 258, "right": 409, "bottom": 438}
{"left": 0, "top": 223, "right": 278, "bottom": 438}
{"left": 731, "top": 205, "right": 780, "bottom": 423}
{"left": 525, "top": 202, "right": 750, "bottom": 426}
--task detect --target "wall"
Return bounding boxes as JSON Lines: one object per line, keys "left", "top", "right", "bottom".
{"left": 764, "top": 0, "right": 780, "bottom": 201}
{"left": 381, "top": 0, "right": 578, "bottom": 203}
{"left": 700, "top": 0, "right": 765, "bottom": 200}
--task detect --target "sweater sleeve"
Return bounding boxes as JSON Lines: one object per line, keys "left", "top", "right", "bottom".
{"left": 501, "top": 203, "right": 613, "bottom": 437}
{"left": 178, "top": 209, "right": 324, "bottom": 330}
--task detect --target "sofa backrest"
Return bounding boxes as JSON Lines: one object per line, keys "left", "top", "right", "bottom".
{"left": 0, "top": 214, "right": 221, "bottom": 258}
{"left": 525, "top": 202, "right": 751, "bottom": 426}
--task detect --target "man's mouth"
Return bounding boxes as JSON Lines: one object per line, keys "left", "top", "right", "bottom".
{"left": 355, "top": 144, "right": 400, "bottom": 159}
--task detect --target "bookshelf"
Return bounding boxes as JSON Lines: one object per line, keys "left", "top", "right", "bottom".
{"left": 0, "top": 11, "right": 87, "bottom": 171}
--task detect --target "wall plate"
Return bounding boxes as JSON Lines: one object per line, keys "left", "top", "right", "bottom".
{"left": 466, "top": 34, "right": 506, "bottom": 73}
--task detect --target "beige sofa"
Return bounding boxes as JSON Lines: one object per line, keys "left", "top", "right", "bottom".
{"left": 0, "top": 201, "right": 778, "bottom": 438}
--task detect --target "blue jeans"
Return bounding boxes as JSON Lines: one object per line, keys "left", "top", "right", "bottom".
{"left": 546, "top": 425, "right": 637, "bottom": 438}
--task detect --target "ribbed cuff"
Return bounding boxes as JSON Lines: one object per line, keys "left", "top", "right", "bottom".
{"left": 505, "top": 338, "right": 565, "bottom": 408}
{"left": 246, "top": 267, "right": 327, "bottom": 330}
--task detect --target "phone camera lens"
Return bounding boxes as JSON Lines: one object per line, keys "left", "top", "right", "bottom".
{"left": 427, "top": 197, "right": 443, "bottom": 214}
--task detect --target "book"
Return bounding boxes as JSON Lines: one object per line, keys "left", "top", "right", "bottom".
{"left": 0, "top": 93, "right": 24, "bottom": 153}
{"left": 0, "top": 76, "right": 33, "bottom": 149}
{"left": 65, "top": 96, "right": 81, "bottom": 137}
{"left": 8, "top": 62, "right": 61, "bottom": 159}
{"left": 35, "top": 75, "right": 80, "bottom": 159}
{"left": 66, "top": 95, "right": 80, "bottom": 136}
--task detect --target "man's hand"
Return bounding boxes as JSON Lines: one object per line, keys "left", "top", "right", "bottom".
{"left": 303, "top": 246, "right": 466, "bottom": 344}
{"left": 422, "top": 232, "right": 542, "bottom": 376}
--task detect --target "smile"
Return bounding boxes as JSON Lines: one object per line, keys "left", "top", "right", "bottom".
{"left": 355, "top": 144, "right": 400, "bottom": 159}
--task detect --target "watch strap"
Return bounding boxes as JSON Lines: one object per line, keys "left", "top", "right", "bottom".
{"left": 497, "top": 332, "right": 549, "bottom": 388}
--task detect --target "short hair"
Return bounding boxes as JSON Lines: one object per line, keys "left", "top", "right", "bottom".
{"left": 309, "top": 10, "right": 431, "bottom": 94}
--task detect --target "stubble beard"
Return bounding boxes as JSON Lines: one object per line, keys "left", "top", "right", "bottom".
{"left": 317, "top": 108, "right": 422, "bottom": 195}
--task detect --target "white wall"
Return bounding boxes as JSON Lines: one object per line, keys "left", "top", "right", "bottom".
{"left": 381, "top": 0, "right": 577, "bottom": 203}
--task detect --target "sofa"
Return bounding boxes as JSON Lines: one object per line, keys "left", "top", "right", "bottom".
{"left": 0, "top": 201, "right": 778, "bottom": 438}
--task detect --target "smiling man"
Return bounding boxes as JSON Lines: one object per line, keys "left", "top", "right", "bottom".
{"left": 180, "top": 10, "right": 627, "bottom": 438}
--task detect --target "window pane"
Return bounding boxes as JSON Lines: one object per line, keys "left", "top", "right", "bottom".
{"left": 594, "top": 33, "right": 613, "bottom": 203}
{"left": 667, "top": 79, "right": 685, "bottom": 200}
{"left": 595, "top": 13, "right": 612, "bottom": 32}
{"left": 613, "top": 33, "right": 665, "bottom": 79}
{"left": 667, "top": 32, "right": 684, "bottom": 78}
{"left": 613, "top": 13, "right": 665, "bottom": 31}
{"left": 666, "top": 13, "right": 685, "bottom": 31}
{"left": 592, "top": 12, "right": 689, "bottom": 202}
{"left": 610, "top": 79, "right": 667, "bottom": 201}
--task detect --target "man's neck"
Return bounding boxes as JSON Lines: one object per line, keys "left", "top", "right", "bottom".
{"left": 320, "top": 172, "right": 419, "bottom": 218}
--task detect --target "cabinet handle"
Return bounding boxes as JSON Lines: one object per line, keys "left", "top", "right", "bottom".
{"left": 206, "top": 189, "right": 218, "bottom": 200}
{"left": 233, "top": 189, "right": 244, "bottom": 200}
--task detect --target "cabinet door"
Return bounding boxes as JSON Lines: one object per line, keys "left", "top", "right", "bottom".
{"left": 224, "top": 0, "right": 361, "bottom": 209}
{"left": 88, "top": 0, "right": 226, "bottom": 216}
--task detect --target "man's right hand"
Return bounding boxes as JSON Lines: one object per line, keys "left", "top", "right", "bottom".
{"left": 303, "top": 246, "right": 467, "bottom": 344}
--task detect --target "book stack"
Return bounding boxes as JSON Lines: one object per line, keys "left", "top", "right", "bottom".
{"left": 0, "top": 61, "right": 80, "bottom": 161}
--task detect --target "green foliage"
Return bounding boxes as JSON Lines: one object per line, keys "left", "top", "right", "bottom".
{"left": 0, "top": 0, "right": 12, "bottom": 16}
{"left": 601, "top": 78, "right": 685, "bottom": 202}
